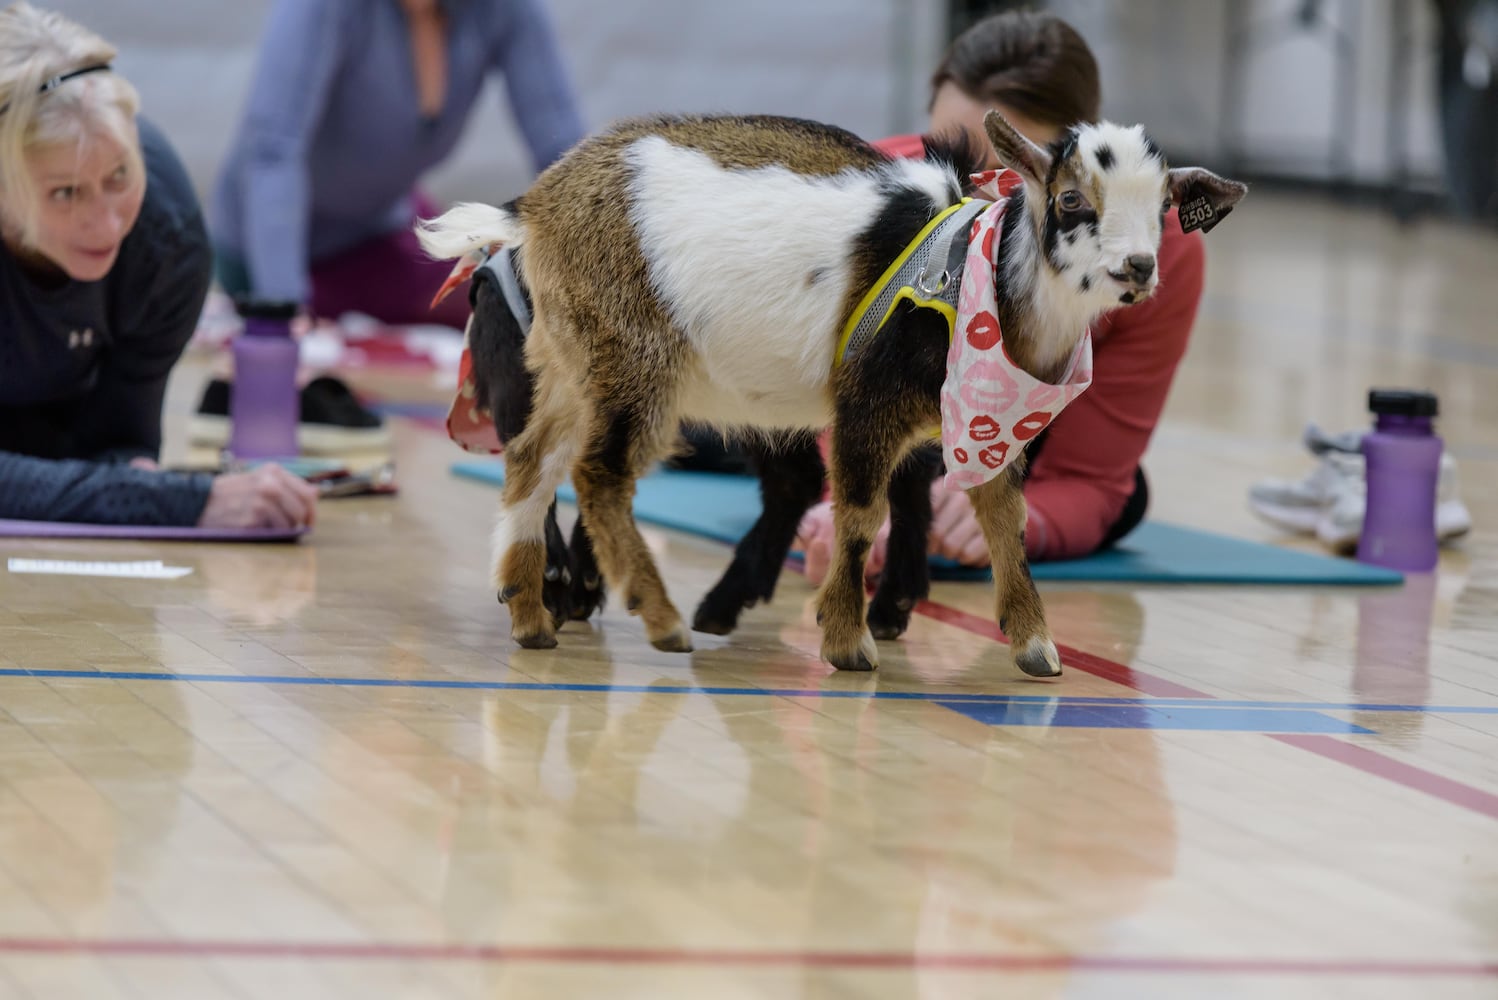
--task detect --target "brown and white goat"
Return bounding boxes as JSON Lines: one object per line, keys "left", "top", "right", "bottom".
{"left": 419, "top": 111, "right": 1245, "bottom": 675}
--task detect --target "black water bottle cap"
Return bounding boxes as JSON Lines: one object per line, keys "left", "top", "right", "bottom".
{"left": 1368, "top": 389, "right": 1438, "bottom": 417}
{"left": 233, "top": 298, "right": 299, "bottom": 321}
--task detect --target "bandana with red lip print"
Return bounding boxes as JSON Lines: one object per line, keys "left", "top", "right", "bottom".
{"left": 940, "top": 168, "right": 1094, "bottom": 491}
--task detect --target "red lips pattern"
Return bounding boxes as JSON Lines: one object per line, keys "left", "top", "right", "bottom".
{"left": 965, "top": 310, "right": 1001, "bottom": 351}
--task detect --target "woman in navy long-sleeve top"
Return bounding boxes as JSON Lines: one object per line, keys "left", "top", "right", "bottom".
{"left": 0, "top": 2, "right": 316, "bottom": 529}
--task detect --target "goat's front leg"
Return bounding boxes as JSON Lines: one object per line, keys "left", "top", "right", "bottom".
{"left": 867, "top": 443, "right": 939, "bottom": 640}
{"left": 819, "top": 424, "right": 913, "bottom": 671}
{"left": 967, "top": 467, "right": 1061, "bottom": 677}
{"left": 693, "top": 431, "right": 824, "bottom": 636}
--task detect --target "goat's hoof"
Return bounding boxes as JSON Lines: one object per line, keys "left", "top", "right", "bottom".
{"left": 514, "top": 629, "right": 558, "bottom": 650}
{"left": 824, "top": 629, "right": 879, "bottom": 672}
{"left": 691, "top": 611, "right": 737, "bottom": 637}
{"left": 650, "top": 624, "right": 694, "bottom": 653}
{"left": 1014, "top": 636, "right": 1062, "bottom": 678}
{"left": 866, "top": 598, "right": 913, "bottom": 640}
{"left": 569, "top": 577, "right": 605, "bottom": 621}
{"left": 498, "top": 584, "right": 521, "bottom": 604}
{"left": 691, "top": 594, "right": 743, "bottom": 636}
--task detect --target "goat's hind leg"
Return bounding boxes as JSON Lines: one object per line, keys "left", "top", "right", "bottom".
{"left": 867, "top": 443, "right": 939, "bottom": 640}
{"left": 493, "top": 378, "right": 579, "bottom": 649}
{"left": 573, "top": 405, "right": 692, "bottom": 653}
{"left": 967, "top": 467, "right": 1061, "bottom": 677}
{"left": 693, "top": 431, "right": 824, "bottom": 636}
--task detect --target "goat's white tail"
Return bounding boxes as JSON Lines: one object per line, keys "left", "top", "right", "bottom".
{"left": 415, "top": 201, "right": 523, "bottom": 261}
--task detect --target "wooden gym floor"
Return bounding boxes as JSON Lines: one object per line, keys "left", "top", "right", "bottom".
{"left": 1, "top": 191, "right": 1496, "bottom": 998}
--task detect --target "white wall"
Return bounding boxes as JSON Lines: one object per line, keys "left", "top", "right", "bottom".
{"left": 43, "top": 0, "right": 1447, "bottom": 208}
{"left": 1051, "top": 0, "right": 1446, "bottom": 186}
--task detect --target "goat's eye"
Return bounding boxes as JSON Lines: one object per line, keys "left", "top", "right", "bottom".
{"left": 1057, "top": 191, "right": 1086, "bottom": 213}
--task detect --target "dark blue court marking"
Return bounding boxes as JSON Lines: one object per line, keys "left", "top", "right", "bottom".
{"left": 1, "top": 669, "right": 1493, "bottom": 732}
{"left": 934, "top": 700, "right": 1375, "bottom": 734}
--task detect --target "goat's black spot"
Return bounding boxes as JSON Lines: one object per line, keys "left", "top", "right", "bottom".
{"left": 1042, "top": 193, "right": 1096, "bottom": 268}
{"left": 851, "top": 184, "right": 944, "bottom": 296}
{"left": 806, "top": 266, "right": 827, "bottom": 287}
{"left": 1044, "top": 128, "right": 1082, "bottom": 188}
{"left": 922, "top": 131, "right": 990, "bottom": 195}
{"left": 1080, "top": 274, "right": 1092, "bottom": 292}
{"left": 1094, "top": 145, "right": 1114, "bottom": 171}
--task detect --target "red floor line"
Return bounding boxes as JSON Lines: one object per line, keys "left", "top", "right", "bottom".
{"left": 0, "top": 938, "right": 1493, "bottom": 975}
{"left": 911, "top": 599, "right": 1214, "bottom": 699}
{"left": 1271, "top": 734, "right": 1498, "bottom": 822}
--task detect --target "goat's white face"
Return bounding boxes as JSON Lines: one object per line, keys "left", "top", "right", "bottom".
{"left": 983, "top": 111, "right": 1246, "bottom": 309}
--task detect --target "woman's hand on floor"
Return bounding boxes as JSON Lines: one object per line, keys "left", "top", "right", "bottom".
{"left": 928, "top": 485, "right": 992, "bottom": 567}
{"left": 198, "top": 464, "right": 318, "bottom": 530}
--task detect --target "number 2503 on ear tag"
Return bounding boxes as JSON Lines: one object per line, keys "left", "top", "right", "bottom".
{"left": 1178, "top": 193, "right": 1217, "bottom": 234}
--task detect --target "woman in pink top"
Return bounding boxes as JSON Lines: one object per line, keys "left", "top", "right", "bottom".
{"left": 796, "top": 10, "right": 1205, "bottom": 580}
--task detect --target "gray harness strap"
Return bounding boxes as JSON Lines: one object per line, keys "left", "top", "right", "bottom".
{"left": 840, "top": 198, "right": 987, "bottom": 366}
{"left": 479, "top": 246, "right": 531, "bottom": 335}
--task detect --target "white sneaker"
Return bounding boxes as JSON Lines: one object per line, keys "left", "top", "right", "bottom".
{"left": 1249, "top": 449, "right": 1365, "bottom": 534}
{"left": 1315, "top": 451, "right": 1474, "bottom": 554}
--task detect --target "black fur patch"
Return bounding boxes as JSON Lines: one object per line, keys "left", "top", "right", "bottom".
{"left": 1094, "top": 145, "right": 1114, "bottom": 171}
{"left": 849, "top": 185, "right": 945, "bottom": 296}
{"left": 594, "top": 408, "right": 639, "bottom": 477}
{"left": 1080, "top": 273, "right": 1092, "bottom": 292}
{"left": 467, "top": 258, "right": 535, "bottom": 442}
{"left": 1044, "top": 128, "right": 1082, "bottom": 189}
{"left": 1042, "top": 194, "right": 1096, "bottom": 268}
{"left": 921, "top": 130, "right": 989, "bottom": 196}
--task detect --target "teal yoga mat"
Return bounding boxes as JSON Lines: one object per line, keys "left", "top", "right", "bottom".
{"left": 452, "top": 460, "right": 1403, "bottom": 586}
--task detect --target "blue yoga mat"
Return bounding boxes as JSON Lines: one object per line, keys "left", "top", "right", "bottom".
{"left": 452, "top": 460, "right": 1402, "bottom": 586}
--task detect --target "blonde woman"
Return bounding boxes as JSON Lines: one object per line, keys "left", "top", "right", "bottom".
{"left": 0, "top": 3, "right": 315, "bottom": 528}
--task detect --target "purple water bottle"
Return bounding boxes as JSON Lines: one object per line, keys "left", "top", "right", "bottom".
{"left": 1356, "top": 389, "right": 1441, "bottom": 572}
{"left": 228, "top": 299, "right": 300, "bottom": 461}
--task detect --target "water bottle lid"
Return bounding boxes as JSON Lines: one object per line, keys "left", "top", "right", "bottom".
{"left": 1368, "top": 389, "right": 1438, "bottom": 417}
{"left": 233, "top": 298, "right": 299, "bottom": 321}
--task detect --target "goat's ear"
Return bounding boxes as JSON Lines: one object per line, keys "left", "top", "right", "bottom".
{"left": 1168, "top": 168, "right": 1248, "bottom": 234}
{"left": 983, "top": 109, "right": 1051, "bottom": 187}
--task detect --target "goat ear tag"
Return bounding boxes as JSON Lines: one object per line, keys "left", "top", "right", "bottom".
{"left": 1174, "top": 182, "right": 1234, "bottom": 235}
{"left": 1177, "top": 186, "right": 1219, "bottom": 234}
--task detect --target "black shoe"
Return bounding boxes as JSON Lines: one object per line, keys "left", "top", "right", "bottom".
{"left": 297, "top": 376, "right": 389, "bottom": 453}
{"left": 189, "top": 376, "right": 390, "bottom": 455}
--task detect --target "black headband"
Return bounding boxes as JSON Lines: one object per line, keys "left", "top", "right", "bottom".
{"left": 0, "top": 63, "right": 113, "bottom": 116}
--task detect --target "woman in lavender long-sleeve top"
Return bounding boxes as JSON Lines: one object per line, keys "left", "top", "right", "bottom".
{"left": 211, "top": 0, "right": 585, "bottom": 328}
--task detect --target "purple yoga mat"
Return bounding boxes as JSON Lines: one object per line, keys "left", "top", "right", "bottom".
{"left": 0, "top": 520, "right": 308, "bottom": 542}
